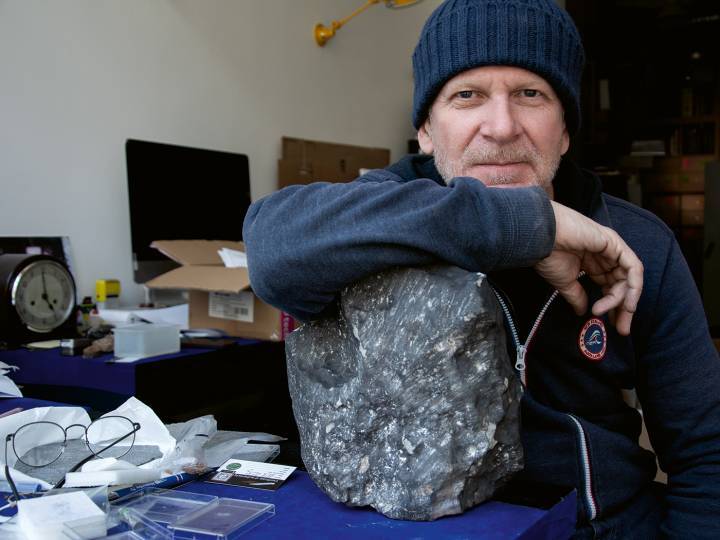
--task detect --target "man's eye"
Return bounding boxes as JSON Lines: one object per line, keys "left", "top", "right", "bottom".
{"left": 521, "top": 89, "right": 540, "bottom": 98}
{"left": 457, "top": 90, "right": 474, "bottom": 99}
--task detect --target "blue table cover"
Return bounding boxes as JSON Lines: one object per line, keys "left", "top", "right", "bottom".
{"left": 2, "top": 341, "right": 258, "bottom": 396}
{"left": 0, "top": 397, "right": 78, "bottom": 415}
{"left": 176, "top": 471, "right": 577, "bottom": 539}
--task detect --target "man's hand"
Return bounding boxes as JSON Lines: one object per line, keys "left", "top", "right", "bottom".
{"left": 534, "top": 201, "right": 644, "bottom": 336}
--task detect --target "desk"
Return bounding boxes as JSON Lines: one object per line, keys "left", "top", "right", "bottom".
{"left": 175, "top": 471, "right": 576, "bottom": 539}
{"left": 0, "top": 401, "right": 576, "bottom": 538}
{"left": 0, "top": 472, "right": 576, "bottom": 538}
{"left": 1, "top": 341, "right": 292, "bottom": 433}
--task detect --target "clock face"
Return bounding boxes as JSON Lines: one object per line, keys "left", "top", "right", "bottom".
{"left": 10, "top": 260, "right": 76, "bottom": 332}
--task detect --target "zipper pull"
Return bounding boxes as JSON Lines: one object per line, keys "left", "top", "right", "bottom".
{"left": 515, "top": 344, "right": 527, "bottom": 371}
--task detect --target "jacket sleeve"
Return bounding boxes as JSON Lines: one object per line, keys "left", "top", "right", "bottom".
{"left": 635, "top": 238, "right": 720, "bottom": 538}
{"left": 242, "top": 171, "right": 555, "bottom": 321}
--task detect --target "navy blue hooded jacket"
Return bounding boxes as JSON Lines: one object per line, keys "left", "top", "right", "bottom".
{"left": 243, "top": 154, "right": 720, "bottom": 538}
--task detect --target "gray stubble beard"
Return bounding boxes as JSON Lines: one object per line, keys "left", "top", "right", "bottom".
{"left": 432, "top": 139, "right": 563, "bottom": 193}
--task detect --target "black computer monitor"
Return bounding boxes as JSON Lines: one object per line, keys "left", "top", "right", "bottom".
{"left": 125, "top": 139, "right": 251, "bottom": 283}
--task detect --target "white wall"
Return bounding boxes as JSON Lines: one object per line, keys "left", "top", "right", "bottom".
{"left": 0, "top": 0, "right": 440, "bottom": 304}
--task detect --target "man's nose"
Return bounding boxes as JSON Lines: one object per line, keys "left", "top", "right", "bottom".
{"left": 477, "top": 97, "right": 521, "bottom": 143}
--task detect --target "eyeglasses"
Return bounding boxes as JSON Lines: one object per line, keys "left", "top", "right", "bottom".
{"left": 3, "top": 415, "right": 141, "bottom": 504}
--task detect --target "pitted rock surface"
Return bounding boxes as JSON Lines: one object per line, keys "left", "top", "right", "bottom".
{"left": 285, "top": 265, "right": 523, "bottom": 520}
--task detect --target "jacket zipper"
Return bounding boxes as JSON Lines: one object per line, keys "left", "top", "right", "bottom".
{"left": 567, "top": 414, "right": 598, "bottom": 521}
{"left": 490, "top": 286, "right": 559, "bottom": 387}
{"left": 492, "top": 273, "right": 598, "bottom": 525}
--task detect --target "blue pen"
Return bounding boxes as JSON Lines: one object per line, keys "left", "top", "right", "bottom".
{"left": 109, "top": 471, "right": 199, "bottom": 501}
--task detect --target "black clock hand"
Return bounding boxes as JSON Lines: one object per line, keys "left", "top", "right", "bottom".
{"left": 41, "top": 271, "right": 55, "bottom": 312}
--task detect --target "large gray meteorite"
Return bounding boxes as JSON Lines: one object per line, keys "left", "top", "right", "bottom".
{"left": 285, "top": 265, "right": 523, "bottom": 521}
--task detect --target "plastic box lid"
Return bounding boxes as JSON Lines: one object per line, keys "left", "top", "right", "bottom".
{"left": 112, "top": 489, "right": 217, "bottom": 525}
{"left": 170, "top": 498, "right": 275, "bottom": 539}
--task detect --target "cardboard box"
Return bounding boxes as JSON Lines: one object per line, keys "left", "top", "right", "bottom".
{"left": 278, "top": 136, "right": 390, "bottom": 188}
{"left": 145, "top": 240, "right": 294, "bottom": 341}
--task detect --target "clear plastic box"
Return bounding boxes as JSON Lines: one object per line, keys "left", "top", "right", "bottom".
{"left": 114, "top": 324, "right": 180, "bottom": 358}
{"left": 113, "top": 489, "right": 218, "bottom": 525}
{"left": 108, "top": 491, "right": 274, "bottom": 539}
{"left": 100, "top": 508, "right": 173, "bottom": 540}
{"left": 170, "top": 498, "right": 275, "bottom": 539}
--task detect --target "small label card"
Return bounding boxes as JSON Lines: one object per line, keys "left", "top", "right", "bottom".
{"left": 206, "top": 459, "right": 296, "bottom": 491}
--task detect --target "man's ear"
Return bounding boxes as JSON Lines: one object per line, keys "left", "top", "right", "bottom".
{"left": 417, "top": 120, "right": 434, "bottom": 155}
{"left": 560, "top": 126, "right": 570, "bottom": 156}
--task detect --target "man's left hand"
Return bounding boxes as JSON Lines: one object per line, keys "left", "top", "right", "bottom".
{"left": 535, "top": 202, "right": 644, "bottom": 336}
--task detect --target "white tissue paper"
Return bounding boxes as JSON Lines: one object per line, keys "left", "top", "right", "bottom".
{"left": 101, "top": 396, "right": 176, "bottom": 459}
{"left": 62, "top": 397, "right": 176, "bottom": 486}
{"left": 0, "top": 362, "right": 19, "bottom": 375}
{"left": 0, "top": 397, "right": 176, "bottom": 489}
{"left": 0, "top": 362, "right": 22, "bottom": 398}
{"left": 160, "top": 415, "right": 217, "bottom": 474}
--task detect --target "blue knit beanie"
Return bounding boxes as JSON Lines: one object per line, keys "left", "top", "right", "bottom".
{"left": 412, "top": 0, "right": 585, "bottom": 135}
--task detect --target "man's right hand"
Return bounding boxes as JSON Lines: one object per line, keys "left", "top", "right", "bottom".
{"left": 533, "top": 201, "right": 644, "bottom": 336}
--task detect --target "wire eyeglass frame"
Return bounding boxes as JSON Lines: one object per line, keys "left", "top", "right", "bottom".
{"left": 3, "top": 415, "right": 140, "bottom": 505}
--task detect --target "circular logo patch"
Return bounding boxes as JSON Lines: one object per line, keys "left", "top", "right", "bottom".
{"left": 579, "top": 318, "right": 606, "bottom": 361}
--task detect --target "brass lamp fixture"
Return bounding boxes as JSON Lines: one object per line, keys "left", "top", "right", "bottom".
{"left": 315, "top": 0, "right": 424, "bottom": 47}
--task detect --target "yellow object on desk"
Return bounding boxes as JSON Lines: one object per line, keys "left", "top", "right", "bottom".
{"left": 96, "top": 279, "right": 121, "bottom": 302}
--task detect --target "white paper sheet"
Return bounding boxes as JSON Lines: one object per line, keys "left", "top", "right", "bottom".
{"left": 218, "top": 248, "right": 247, "bottom": 268}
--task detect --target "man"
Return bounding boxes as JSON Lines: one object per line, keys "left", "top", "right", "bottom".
{"left": 243, "top": 0, "right": 720, "bottom": 537}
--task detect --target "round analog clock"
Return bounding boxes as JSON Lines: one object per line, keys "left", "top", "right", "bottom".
{"left": 0, "top": 254, "right": 77, "bottom": 345}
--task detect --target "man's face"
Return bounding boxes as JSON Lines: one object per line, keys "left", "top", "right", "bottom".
{"left": 418, "top": 66, "right": 570, "bottom": 196}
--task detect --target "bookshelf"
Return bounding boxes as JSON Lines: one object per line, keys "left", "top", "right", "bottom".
{"left": 566, "top": 0, "right": 719, "bottom": 298}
